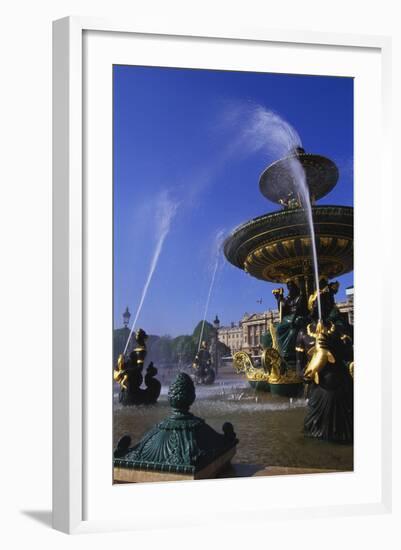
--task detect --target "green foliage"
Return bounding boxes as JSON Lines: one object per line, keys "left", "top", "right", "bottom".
{"left": 147, "top": 335, "right": 172, "bottom": 365}
{"left": 217, "top": 340, "right": 231, "bottom": 357}
{"left": 192, "top": 321, "right": 215, "bottom": 346}
{"left": 172, "top": 335, "right": 196, "bottom": 365}
{"left": 136, "top": 321, "right": 218, "bottom": 367}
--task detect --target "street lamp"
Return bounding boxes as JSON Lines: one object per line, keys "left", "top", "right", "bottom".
{"left": 213, "top": 314, "right": 220, "bottom": 376}
{"left": 123, "top": 306, "right": 131, "bottom": 329}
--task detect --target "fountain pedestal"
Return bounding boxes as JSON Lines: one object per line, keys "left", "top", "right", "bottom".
{"left": 113, "top": 373, "right": 238, "bottom": 482}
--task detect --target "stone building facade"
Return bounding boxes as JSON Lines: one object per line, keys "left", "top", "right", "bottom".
{"left": 218, "top": 309, "right": 280, "bottom": 356}
{"left": 217, "top": 322, "right": 243, "bottom": 354}
{"left": 341, "top": 286, "right": 354, "bottom": 325}
{"left": 240, "top": 310, "right": 280, "bottom": 355}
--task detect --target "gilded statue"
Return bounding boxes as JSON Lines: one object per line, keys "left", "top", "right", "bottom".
{"left": 113, "top": 328, "right": 161, "bottom": 406}
{"left": 296, "top": 282, "right": 354, "bottom": 443}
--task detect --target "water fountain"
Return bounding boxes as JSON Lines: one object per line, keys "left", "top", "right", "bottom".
{"left": 224, "top": 147, "right": 354, "bottom": 401}
{"left": 114, "top": 328, "right": 161, "bottom": 405}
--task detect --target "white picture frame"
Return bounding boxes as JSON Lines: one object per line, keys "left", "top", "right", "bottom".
{"left": 52, "top": 16, "right": 392, "bottom": 534}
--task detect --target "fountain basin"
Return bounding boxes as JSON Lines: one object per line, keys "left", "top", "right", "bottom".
{"left": 113, "top": 390, "right": 354, "bottom": 473}
{"left": 248, "top": 380, "right": 303, "bottom": 396}
{"left": 259, "top": 150, "right": 339, "bottom": 204}
{"left": 248, "top": 380, "right": 271, "bottom": 392}
{"left": 224, "top": 205, "right": 353, "bottom": 283}
{"left": 233, "top": 351, "right": 303, "bottom": 397}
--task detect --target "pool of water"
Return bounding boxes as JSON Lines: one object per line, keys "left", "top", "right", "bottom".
{"left": 113, "top": 376, "right": 353, "bottom": 472}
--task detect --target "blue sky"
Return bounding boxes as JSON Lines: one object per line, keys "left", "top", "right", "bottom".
{"left": 113, "top": 65, "right": 353, "bottom": 336}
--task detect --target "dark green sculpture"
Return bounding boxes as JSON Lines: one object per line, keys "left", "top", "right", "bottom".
{"left": 296, "top": 284, "right": 354, "bottom": 443}
{"left": 113, "top": 328, "right": 161, "bottom": 406}
{"left": 264, "top": 280, "right": 308, "bottom": 364}
{"left": 114, "top": 372, "right": 238, "bottom": 479}
{"left": 192, "top": 340, "right": 215, "bottom": 385}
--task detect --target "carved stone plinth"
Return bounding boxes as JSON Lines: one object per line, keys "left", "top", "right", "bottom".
{"left": 114, "top": 447, "right": 236, "bottom": 483}
{"left": 113, "top": 373, "right": 238, "bottom": 483}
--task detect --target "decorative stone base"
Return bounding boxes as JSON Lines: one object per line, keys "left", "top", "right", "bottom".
{"left": 114, "top": 447, "right": 236, "bottom": 483}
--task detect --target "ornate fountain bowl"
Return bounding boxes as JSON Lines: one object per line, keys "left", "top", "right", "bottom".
{"left": 224, "top": 205, "right": 353, "bottom": 283}
{"left": 259, "top": 150, "right": 339, "bottom": 204}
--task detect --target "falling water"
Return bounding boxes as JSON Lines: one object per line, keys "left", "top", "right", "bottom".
{"left": 123, "top": 193, "right": 178, "bottom": 355}
{"left": 229, "top": 103, "right": 322, "bottom": 319}
{"left": 197, "top": 229, "right": 225, "bottom": 352}
{"left": 123, "top": 233, "right": 168, "bottom": 354}
{"left": 197, "top": 258, "right": 219, "bottom": 352}
{"left": 286, "top": 156, "right": 322, "bottom": 320}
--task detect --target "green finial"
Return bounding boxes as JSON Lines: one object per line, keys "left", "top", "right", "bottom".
{"left": 114, "top": 372, "right": 238, "bottom": 476}
{"left": 167, "top": 372, "right": 196, "bottom": 413}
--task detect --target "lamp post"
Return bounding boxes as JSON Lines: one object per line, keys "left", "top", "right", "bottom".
{"left": 122, "top": 307, "right": 131, "bottom": 354}
{"left": 113, "top": 307, "right": 132, "bottom": 366}
{"left": 213, "top": 314, "right": 220, "bottom": 376}
{"left": 123, "top": 306, "right": 131, "bottom": 329}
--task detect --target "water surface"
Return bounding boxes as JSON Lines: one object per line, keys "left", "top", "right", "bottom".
{"left": 113, "top": 374, "right": 353, "bottom": 472}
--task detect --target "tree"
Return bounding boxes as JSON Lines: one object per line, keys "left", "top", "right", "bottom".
{"left": 149, "top": 335, "right": 173, "bottom": 365}
{"left": 169, "top": 335, "right": 196, "bottom": 365}
{"left": 177, "top": 336, "right": 196, "bottom": 365}
{"left": 217, "top": 340, "right": 231, "bottom": 357}
{"left": 192, "top": 321, "right": 215, "bottom": 347}
{"left": 133, "top": 321, "right": 224, "bottom": 369}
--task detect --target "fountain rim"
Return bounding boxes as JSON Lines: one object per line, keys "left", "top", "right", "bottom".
{"left": 225, "top": 204, "right": 353, "bottom": 237}
{"left": 258, "top": 151, "right": 339, "bottom": 204}
{"left": 223, "top": 204, "right": 354, "bottom": 270}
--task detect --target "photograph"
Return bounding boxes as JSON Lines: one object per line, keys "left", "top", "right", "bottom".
{"left": 112, "top": 64, "right": 354, "bottom": 484}
{"left": 1, "top": 0, "right": 396, "bottom": 542}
